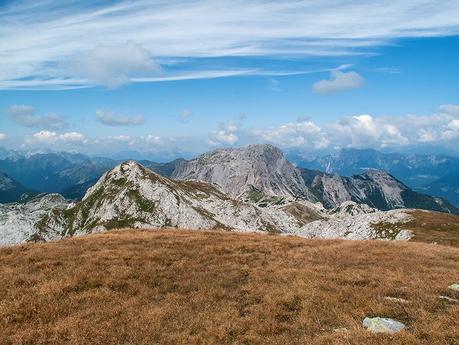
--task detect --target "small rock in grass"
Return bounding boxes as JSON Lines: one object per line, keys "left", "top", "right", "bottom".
{"left": 448, "top": 283, "right": 459, "bottom": 291}
{"left": 333, "top": 327, "right": 348, "bottom": 333}
{"left": 384, "top": 296, "right": 409, "bottom": 304}
{"left": 439, "top": 295, "right": 458, "bottom": 303}
{"left": 363, "top": 317, "right": 405, "bottom": 334}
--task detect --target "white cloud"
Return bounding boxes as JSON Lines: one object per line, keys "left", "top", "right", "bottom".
{"left": 29, "top": 131, "right": 58, "bottom": 143}
{"left": 438, "top": 104, "right": 459, "bottom": 117}
{"left": 8, "top": 105, "right": 67, "bottom": 129}
{"left": 313, "top": 70, "right": 365, "bottom": 94}
{"left": 417, "top": 128, "right": 437, "bottom": 143}
{"left": 96, "top": 110, "right": 144, "bottom": 126}
{"left": 441, "top": 119, "right": 459, "bottom": 140}
{"left": 1, "top": 1, "right": 459, "bottom": 89}
{"left": 208, "top": 121, "right": 240, "bottom": 146}
{"left": 0, "top": 133, "right": 6, "bottom": 141}
{"left": 74, "top": 42, "right": 159, "bottom": 87}
{"left": 108, "top": 135, "right": 131, "bottom": 142}
{"left": 13, "top": 103, "right": 459, "bottom": 154}
{"left": 59, "top": 132, "right": 86, "bottom": 143}
{"left": 205, "top": 104, "right": 459, "bottom": 152}
{"left": 27, "top": 131, "right": 86, "bottom": 145}
{"left": 329, "top": 114, "right": 408, "bottom": 148}
{"left": 251, "top": 120, "right": 328, "bottom": 149}
{"left": 144, "top": 135, "right": 163, "bottom": 145}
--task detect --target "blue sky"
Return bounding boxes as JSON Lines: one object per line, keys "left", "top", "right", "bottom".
{"left": 1, "top": 0, "right": 459, "bottom": 157}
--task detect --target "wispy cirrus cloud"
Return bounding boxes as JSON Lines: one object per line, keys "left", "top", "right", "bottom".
{"left": 1, "top": 0, "right": 459, "bottom": 89}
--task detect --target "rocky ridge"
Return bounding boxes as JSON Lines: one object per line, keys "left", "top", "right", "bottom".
{"left": 304, "top": 169, "right": 458, "bottom": 213}
{"left": 294, "top": 201, "right": 413, "bottom": 240}
{"left": 23, "top": 161, "right": 306, "bottom": 244}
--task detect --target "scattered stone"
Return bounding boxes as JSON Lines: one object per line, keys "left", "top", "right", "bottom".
{"left": 439, "top": 295, "right": 458, "bottom": 303}
{"left": 363, "top": 317, "right": 405, "bottom": 334}
{"left": 448, "top": 283, "right": 459, "bottom": 291}
{"left": 384, "top": 296, "right": 409, "bottom": 304}
{"left": 333, "top": 327, "right": 348, "bottom": 333}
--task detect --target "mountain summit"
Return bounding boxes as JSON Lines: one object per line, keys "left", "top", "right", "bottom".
{"left": 173, "top": 144, "right": 316, "bottom": 201}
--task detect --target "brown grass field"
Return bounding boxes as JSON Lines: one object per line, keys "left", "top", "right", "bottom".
{"left": 0, "top": 229, "right": 458, "bottom": 345}
{"left": 406, "top": 210, "right": 459, "bottom": 247}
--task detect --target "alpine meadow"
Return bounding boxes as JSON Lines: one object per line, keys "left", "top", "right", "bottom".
{"left": 0, "top": 1, "right": 458, "bottom": 344}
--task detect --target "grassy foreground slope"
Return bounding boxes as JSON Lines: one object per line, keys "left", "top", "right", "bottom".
{"left": 0, "top": 230, "right": 458, "bottom": 345}
{"left": 373, "top": 210, "right": 459, "bottom": 247}
{"left": 407, "top": 210, "right": 459, "bottom": 247}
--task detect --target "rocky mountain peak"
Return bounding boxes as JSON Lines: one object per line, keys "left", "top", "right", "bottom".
{"left": 82, "top": 160, "right": 164, "bottom": 202}
{"left": 172, "top": 144, "right": 316, "bottom": 200}
{"left": 361, "top": 169, "right": 395, "bottom": 179}
{"left": 107, "top": 160, "right": 150, "bottom": 180}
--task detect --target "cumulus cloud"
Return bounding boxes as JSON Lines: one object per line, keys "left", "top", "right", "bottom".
{"left": 313, "top": 70, "right": 365, "bottom": 94}
{"left": 144, "top": 135, "right": 164, "bottom": 145}
{"left": 208, "top": 122, "right": 240, "bottom": 146}
{"left": 8, "top": 105, "right": 67, "bottom": 129}
{"left": 74, "top": 42, "right": 159, "bottom": 87}
{"left": 200, "top": 105, "right": 459, "bottom": 152}
{"left": 441, "top": 119, "right": 459, "bottom": 140}
{"left": 14, "top": 103, "right": 459, "bottom": 155}
{"left": 0, "top": 133, "right": 6, "bottom": 141}
{"left": 330, "top": 114, "right": 408, "bottom": 148}
{"left": 247, "top": 104, "right": 459, "bottom": 152}
{"left": 251, "top": 119, "right": 329, "bottom": 149}
{"left": 417, "top": 128, "right": 437, "bottom": 143}
{"left": 438, "top": 104, "right": 459, "bottom": 116}
{"left": 96, "top": 110, "right": 145, "bottom": 126}
{"left": 27, "top": 131, "right": 86, "bottom": 145}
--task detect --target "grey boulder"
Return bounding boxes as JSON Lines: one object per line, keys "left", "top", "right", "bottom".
{"left": 363, "top": 317, "right": 405, "bottom": 333}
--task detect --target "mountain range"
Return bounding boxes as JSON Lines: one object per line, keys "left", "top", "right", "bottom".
{"left": 1, "top": 144, "right": 458, "bottom": 246}
{"left": 2, "top": 145, "right": 458, "bottom": 207}
{"left": 289, "top": 148, "right": 459, "bottom": 206}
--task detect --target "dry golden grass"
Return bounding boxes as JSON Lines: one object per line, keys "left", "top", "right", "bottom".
{"left": 0, "top": 229, "right": 458, "bottom": 345}
{"left": 406, "top": 210, "right": 459, "bottom": 247}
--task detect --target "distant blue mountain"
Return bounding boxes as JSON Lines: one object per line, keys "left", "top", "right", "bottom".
{"left": 0, "top": 150, "right": 185, "bottom": 201}
{"left": 0, "top": 171, "right": 37, "bottom": 203}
